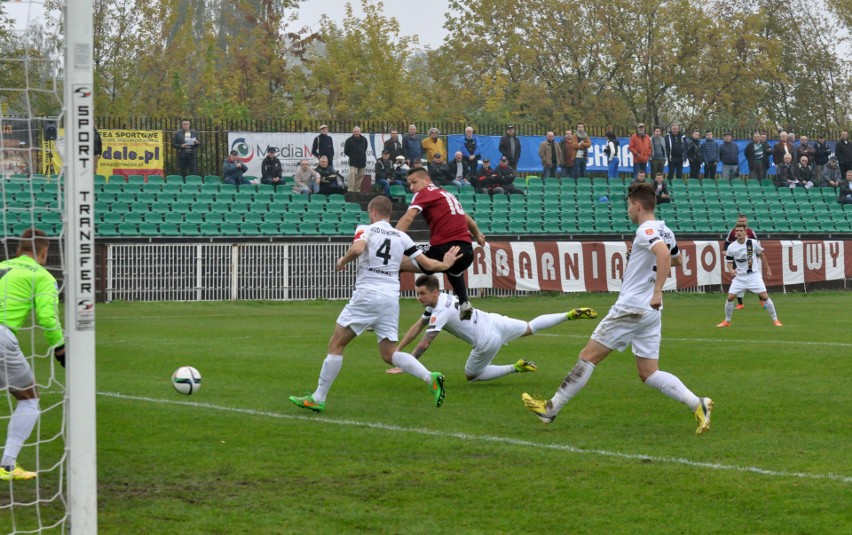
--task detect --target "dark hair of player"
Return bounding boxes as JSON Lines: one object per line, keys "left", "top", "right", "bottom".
{"left": 16, "top": 228, "right": 49, "bottom": 256}
{"left": 627, "top": 182, "right": 656, "bottom": 211}
{"left": 414, "top": 274, "right": 440, "bottom": 291}
{"left": 368, "top": 195, "right": 393, "bottom": 217}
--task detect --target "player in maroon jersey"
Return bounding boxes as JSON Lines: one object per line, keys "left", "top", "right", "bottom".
{"left": 396, "top": 167, "right": 486, "bottom": 320}
{"left": 724, "top": 213, "right": 758, "bottom": 309}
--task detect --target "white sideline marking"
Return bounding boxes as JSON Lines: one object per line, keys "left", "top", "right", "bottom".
{"left": 99, "top": 391, "right": 850, "bottom": 484}
{"left": 539, "top": 333, "right": 852, "bottom": 349}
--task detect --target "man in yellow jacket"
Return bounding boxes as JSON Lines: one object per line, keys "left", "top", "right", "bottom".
{"left": 421, "top": 128, "right": 446, "bottom": 165}
{"left": 0, "top": 229, "right": 65, "bottom": 481}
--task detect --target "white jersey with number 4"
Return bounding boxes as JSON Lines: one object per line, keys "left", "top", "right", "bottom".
{"left": 352, "top": 220, "right": 421, "bottom": 297}
{"left": 616, "top": 219, "right": 679, "bottom": 310}
{"left": 726, "top": 239, "right": 764, "bottom": 277}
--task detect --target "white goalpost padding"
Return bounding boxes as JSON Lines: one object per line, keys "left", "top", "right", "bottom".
{"left": 63, "top": 0, "right": 98, "bottom": 532}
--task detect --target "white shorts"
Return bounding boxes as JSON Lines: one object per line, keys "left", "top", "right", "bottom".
{"left": 0, "top": 326, "right": 35, "bottom": 390}
{"left": 591, "top": 304, "right": 662, "bottom": 359}
{"left": 336, "top": 289, "right": 400, "bottom": 342}
{"left": 728, "top": 274, "right": 767, "bottom": 296}
{"left": 465, "top": 315, "right": 528, "bottom": 376}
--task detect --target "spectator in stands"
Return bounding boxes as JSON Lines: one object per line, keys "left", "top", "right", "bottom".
{"left": 421, "top": 128, "right": 446, "bottom": 164}
{"left": 572, "top": 123, "right": 592, "bottom": 179}
{"left": 774, "top": 153, "right": 796, "bottom": 189}
{"left": 686, "top": 130, "right": 703, "bottom": 180}
{"left": 311, "top": 124, "right": 335, "bottom": 163}
{"left": 719, "top": 133, "right": 740, "bottom": 181}
{"left": 223, "top": 151, "right": 251, "bottom": 186}
{"left": 293, "top": 159, "right": 319, "bottom": 195}
{"left": 402, "top": 124, "right": 423, "bottom": 165}
{"left": 840, "top": 170, "right": 852, "bottom": 204}
{"left": 604, "top": 131, "right": 620, "bottom": 183}
{"left": 172, "top": 119, "right": 201, "bottom": 176}
{"left": 796, "top": 135, "right": 815, "bottom": 169}
{"left": 383, "top": 129, "right": 403, "bottom": 160}
{"left": 701, "top": 131, "right": 719, "bottom": 181}
{"left": 724, "top": 214, "right": 758, "bottom": 310}
{"left": 560, "top": 129, "right": 576, "bottom": 179}
{"left": 653, "top": 172, "right": 671, "bottom": 204}
{"left": 374, "top": 149, "right": 402, "bottom": 196}
{"left": 759, "top": 132, "right": 772, "bottom": 172}
{"left": 628, "top": 123, "right": 651, "bottom": 179}
{"left": 495, "top": 156, "right": 525, "bottom": 196}
{"left": 316, "top": 155, "right": 345, "bottom": 195}
{"left": 745, "top": 132, "right": 767, "bottom": 182}
{"left": 665, "top": 124, "right": 685, "bottom": 183}
{"left": 260, "top": 147, "right": 284, "bottom": 188}
{"left": 448, "top": 151, "right": 473, "bottom": 189}
{"left": 393, "top": 155, "right": 410, "bottom": 183}
{"left": 794, "top": 155, "right": 815, "bottom": 189}
{"left": 499, "top": 125, "right": 521, "bottom": 170}
{"left": 813, "top": 134, "right": 831, "bottom": 184}
{"left": 538, "top": 131, "right": 563, "bottom": 180}
{"left": 427, "top": 153, "right": 454, "bottom": 187}
{"left": 476, "top": 158, "right": 503, "bottom": 195}
{"left": 820, "top": 156, "right": 841, "bottom": 189}
{"left": 772, "top": 132, "right": 794, "bottom": 171}
{"left": 650, "top": 127, "right": 667, "bottom": 179}
{"left": 344, "top": 126, "right": 368, "bottom": 193}
{"left": 460, "top": 127, "right": 481, "bottom": 178}
{"left": 836, "top": 131, "right": 852, "bottom": 178}
{"left": 631, "top": 170, "right": 648, "bottom": 184}
{"left": 94, "top": 128, "right": 102, "bottom": 173}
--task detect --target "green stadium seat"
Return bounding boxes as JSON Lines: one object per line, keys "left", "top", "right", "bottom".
{"left": 199, "top": 222, "right": 220, "bottom": 235}
{"left": 238, "top": 223, "right": 260, "bottom": 235}
{"left": 231, "top": 203, "right": 250, "bottom": 213}
{"left": 136, "top": 192, "right": 156, "bottom": 204}
{"left": 151, "top": 201, "right": 171, "bottom": 213}
{"left": 488, "top": 222, "right": 508, "bottom": 234}
{"left": 302, "top": 213, "right": 322, "bottom": 225}
{"left": 205, "top": 213, "right": 225, "bottom": 224}
{"left": 526, "top": 222, "right": 544, "bottom": 234}
{"left": 195, "top": 193, "right": 216, "bottom": 205}
{"left": 259, "top": 222, "right": 280, "bottom": 235}
{"left": 138, "top": 222, "right": 159, "bottom": 235}
{"left": 298, "top": 223, "right": 319, "bottom": 235}
{"left": 95, "top": 174, "right": 108, "bottom": 185}
{"left": 129, "top": 202, "right": 149, "bottom": 212}
{"left": 159, "top": 223, "right": 180, "bottom": 236}
{"left": 223, "top": 212, "right": 243, "bottom": 224}
{"left": 40, "top": 212, "right": 62, "bottom": 224}
{"left": 178, "top": 223, "right": 200, "bottom": 236}
{"left": 117, "top": 223, "right": 139, "bottom": 236}
{"left": 124, "top": 213, "right": 144, "bottom": 224}
{"left": 175, "top": 192, "right": 195, "bottom": 204}
{"left": 166, "top": 175, "right": 183, "bottom": 184}
{"left": 170, "top": 202, "right": 191, "bottom": 213}
{"left": 184, "top": 175, "right": 203, "bottom": 185}
{"left": 282, "top": 212, "right": 302, "bottom": 225}
{"left": 97, "top": 224, "right": 118, "bottom": 237}
{"left": 161, "top": 183, "right": 182, "bottom": 195}
{"left": 508, "top": 221, "right": 526, "bottom": 234}
{"left": 220, "top": 223, "right": 240, "bottom": 236}
{"left": 147, "top": 175, "right": 165, "bottom": 185}
{"left": 108, "top": 174, "right": 125, "bottom": 184}
{"left": 318, "top": 223, "right": 339, "bottom": 235}
{"left": 100, "top": 212, "right": 122, "bottom": 225}
{"left": 203, "top": 175, "right": 220, "bottom": 184}
{"left": 127, "top": 175, "right": 146, "bottom": 185}
{"left": 243, "top": 213, "right": 264, "bottom": 224}
{"left": 164, "top": 212, "right": 184, "bottom": 224}
{"left": 210, "top": 201, "right": 230, "bottom": 213}
{"left": 184, "top": 213, "right": 204, "bottom": 225}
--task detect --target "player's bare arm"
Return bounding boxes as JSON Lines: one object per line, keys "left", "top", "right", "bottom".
{"left": 727, "top": 261, "right": 737, "bottom": 278}
{"left": 336, "top": 240, "right": 367, "bottom": 270}
{"left": 395, "top": 208, "right": 418, "bottom": 232}
{"left": 396, "top": 317, "right": 429, "bottom": 353}
{"left": 412, "top": 331, "right": 440, "bottom": 360}
{"left": 758, "top": 252, "right": 772, "bottom": 278}
{"left": 465, "top": 214, "right": 486, "bottom": 246}
{"left": 650, "top": 241, "right": 671, "bottom": 310}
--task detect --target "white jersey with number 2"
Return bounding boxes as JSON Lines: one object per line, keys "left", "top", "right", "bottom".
{"left": 616, "top": 219, "right": 679, "bottom": 310}
{"left": 352, "top": 220, "right": 421, "bottom": 298}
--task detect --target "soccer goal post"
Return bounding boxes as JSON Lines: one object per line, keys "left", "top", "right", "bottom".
{"left": 63, "top": 0, "right": 98, "bottom": 532}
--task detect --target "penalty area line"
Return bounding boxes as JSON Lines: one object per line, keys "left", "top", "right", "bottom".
{"left": 99, "top": 391, "right": 850, "bottom": 484}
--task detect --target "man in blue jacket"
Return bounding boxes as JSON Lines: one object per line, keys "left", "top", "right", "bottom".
{"left": 460, "top": 127, "right": 481, "bottom": 180}
{"left": 701, "top": 131, "right": 720, "bottom": 181}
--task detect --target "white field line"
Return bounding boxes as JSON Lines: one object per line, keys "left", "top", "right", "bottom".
{"left": 538, "top": 333, "right": 852, "bottom": 349}
{"left": 99, "top": 391, "right": 851, "bottom": 484}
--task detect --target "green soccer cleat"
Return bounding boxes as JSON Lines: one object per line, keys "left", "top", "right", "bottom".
{"left": 694, "top": 397, "right": 714, "bottom": 434}
{"left": 289, "top": 394, "right": 325, "bottom": 413}
{"left": 0, "top": 465, "right": 37, "bottom": 481}
{"left": 521, "top": 393, "right": 556, "bottom": 423}
{"left": 429, "top": 371, "right": 446, "bottom": 408}
{"left": 567, "top": 307, "right": 598, "bottom": 320}
{"left": 513, "top": 359, "right": 538, "bottom": 373}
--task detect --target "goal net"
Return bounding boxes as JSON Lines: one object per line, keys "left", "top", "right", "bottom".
{"left": 0, "top": 0, "right": 96, "bottom": 532}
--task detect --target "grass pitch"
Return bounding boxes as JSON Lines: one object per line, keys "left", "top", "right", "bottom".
{"left": 2, "top": 291, "right": 850, "bottom": 534}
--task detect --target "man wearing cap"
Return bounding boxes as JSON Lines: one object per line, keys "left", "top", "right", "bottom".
{"left": 495, "top": 156, "right": 525, "bottom": 196}
{"left": 719, "top": 133, "right": 740, "bottom": 181}
{"left": 499, "top": 125, "right": 521, "bottom": 170}
{"left": 819, "top": 156, "right": 841, "bottom": 188}
{"left": 261, "top": 147, "right": 284, "bottom": 187}
{"left": 312, "top": 124, "right": 335, "bottom": 163}
{"left": 628, "top": 123, "right": 651, "bottom": 179}
{"left": 223, "top": 150, "right": 251, "bottom": 186}
{"left": 344, "top": 126, "right": 369, "bottom": 192}
{"left": 476, "top": 158, "right": 501, "bottom": 194}
{"left": 374, "top": 149, "right": 403, "bottom": 196}
{"left": 393, "top": 155, "right": 410, "bottom": 183}
{"left": 427, "top": 153, "right": 454, "bottom": 187}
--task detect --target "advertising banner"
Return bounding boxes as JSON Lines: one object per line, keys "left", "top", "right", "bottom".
{"left": 98, "top": 130, "right": 164, "bottom": 178}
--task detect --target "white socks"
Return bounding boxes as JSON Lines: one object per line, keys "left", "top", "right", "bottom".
{"left": 312, "top": 355, "right": 343, "bottom": 403}
{"left": 550, "top": 359, "right": 595, "bottom": 412}
{"left": 725, "top": 300, "right": 734, "bottom": 321}
{"left": 644, "top": 370, "right": 700, "bottom": 411}
{"left": 529, "top": 313, "right": 568, "bottom": 334}
{"left": 391, "top": 351, "right": 432, "bottom": 383}
{"left": 763, "top": 298, "right": 778, "bottom": 320}
{"left": 2, "top": 398, "right": 40, "bottom": 468}
{"left": 469, "top": 365, "right": 515, "bottom": 382}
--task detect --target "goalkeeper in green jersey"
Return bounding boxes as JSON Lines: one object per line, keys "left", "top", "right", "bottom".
{"left": 0, "top": 229, "right": 65, "bottom": 481}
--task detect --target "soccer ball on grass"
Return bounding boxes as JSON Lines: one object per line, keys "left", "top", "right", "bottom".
{"left": 172, "top": 366, "right": 202, "bottom": 395}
